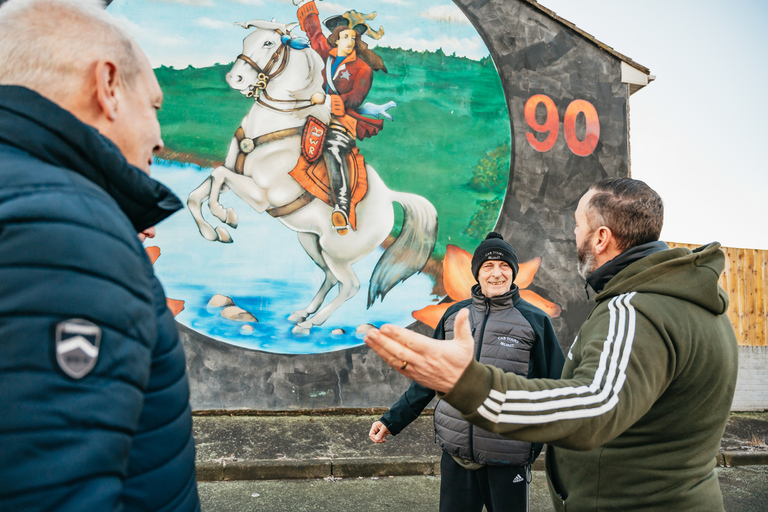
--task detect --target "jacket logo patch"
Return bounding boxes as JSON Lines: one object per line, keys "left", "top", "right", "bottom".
{"left": 55, "top": 319, "right": 101, "bottom": 379}
{"left": 498, "top": 336, "right": 520, "bottom": 347}
{"left": 513, "top": 474, "right": 524, "bottom": 483}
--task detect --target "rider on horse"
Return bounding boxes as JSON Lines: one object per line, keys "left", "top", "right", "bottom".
{"left": 297, "top": 0, "right": 387, "bottom": 235}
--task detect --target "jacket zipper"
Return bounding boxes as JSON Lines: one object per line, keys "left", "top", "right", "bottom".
{"left": 469, "top": 300, "right": 491, "bottom": 462}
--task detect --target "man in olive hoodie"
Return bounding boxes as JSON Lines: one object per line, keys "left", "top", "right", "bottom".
{"left": 365, "top": 178, "right": 739, "bottom": 511}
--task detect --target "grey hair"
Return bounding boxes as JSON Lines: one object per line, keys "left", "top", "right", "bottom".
{"left": 0, "top": 0, "right": 139, "bottom": 103}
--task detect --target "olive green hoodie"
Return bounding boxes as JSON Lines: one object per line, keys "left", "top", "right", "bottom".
{"left": 441, "top": 243, "right": 739, "bottom": 511}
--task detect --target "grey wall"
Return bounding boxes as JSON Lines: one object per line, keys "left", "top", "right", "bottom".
{"left": 181, "top": 0, "right": 631, "bottom": 410}
{"left": 180, "top": 323, "right": 415, "bottom": 410}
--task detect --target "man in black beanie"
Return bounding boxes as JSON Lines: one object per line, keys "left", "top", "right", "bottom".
{"left": 369, "top": 232, "right": 565, "bottom": 512}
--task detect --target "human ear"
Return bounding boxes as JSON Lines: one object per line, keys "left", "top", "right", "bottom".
{"left": 593, "top": 226, "right": 613, "bottom": 255}
{"left": 94, "top": 60, "right": 120, "bottom": 121}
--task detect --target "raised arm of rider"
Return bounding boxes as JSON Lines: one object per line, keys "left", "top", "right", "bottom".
{"left": 297, "top": 1, "right": 328, "bottom": 55}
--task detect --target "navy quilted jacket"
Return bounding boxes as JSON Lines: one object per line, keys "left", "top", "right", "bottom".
{"left": 0, "top": 86, "right": 200, "bottom": 511}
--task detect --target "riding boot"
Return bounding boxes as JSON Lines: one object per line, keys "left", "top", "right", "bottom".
{"left": 323, "top": 129, "right": 356, "bottom": 235}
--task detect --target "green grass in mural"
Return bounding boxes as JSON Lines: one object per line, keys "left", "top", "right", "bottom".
{"left": 155, "top": 47, "right": 511, "bottom": 256}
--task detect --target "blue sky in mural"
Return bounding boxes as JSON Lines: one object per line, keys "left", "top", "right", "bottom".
{"left": 109, "top": 0, "right": 489, "bottom": 67}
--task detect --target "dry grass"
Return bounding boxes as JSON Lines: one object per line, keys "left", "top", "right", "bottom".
{"left": 747, "top": 433, "right": 767, "bottom": 449}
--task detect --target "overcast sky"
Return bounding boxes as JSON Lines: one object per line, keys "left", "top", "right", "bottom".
{"left": 542, "top": 0, "right": 767, "bottom": 250}
{"left": 108, "top": 0, "right": 767, "bottom": 250}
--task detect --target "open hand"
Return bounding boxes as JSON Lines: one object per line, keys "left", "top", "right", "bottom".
{"left": 364, "top": 309, "right": 473, "bottom": 393}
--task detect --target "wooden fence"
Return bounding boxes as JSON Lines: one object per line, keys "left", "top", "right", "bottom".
{"left": 667, "top": 242, "right": 767, "bottom": 347}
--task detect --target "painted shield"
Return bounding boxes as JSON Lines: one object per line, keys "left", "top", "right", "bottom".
{"left": 301, "top": 116, "right": 326, "bottom": 163}
{"left": 55, "top": 319, "right": 102, "bottom": 379}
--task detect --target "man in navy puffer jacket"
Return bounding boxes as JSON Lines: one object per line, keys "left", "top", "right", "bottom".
{"left": 0, "top": 0, "right": 200, "bottom": 510}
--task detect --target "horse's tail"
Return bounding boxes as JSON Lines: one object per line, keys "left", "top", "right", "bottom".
{"left": 367, "top": 191, "right": 438, "bottom": 308}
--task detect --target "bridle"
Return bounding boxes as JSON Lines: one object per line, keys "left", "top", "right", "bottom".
{"left": 236, "top": 39, "right": 314, "bottom": 113}
{"left": 237, "top": 41, "right": 287, "bottom": 98}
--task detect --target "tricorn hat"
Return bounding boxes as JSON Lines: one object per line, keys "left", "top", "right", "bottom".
{"left": 324, "top": 15, "right": 368, "bottom": 36}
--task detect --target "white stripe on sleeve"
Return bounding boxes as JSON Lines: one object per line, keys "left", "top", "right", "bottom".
{"left": 476, "top": 292, "right": 637, "bottom": 424}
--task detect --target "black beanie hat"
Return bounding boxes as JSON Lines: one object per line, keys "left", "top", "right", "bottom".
{"left": 471, "top": 232, "right": 519, "bottom": 281}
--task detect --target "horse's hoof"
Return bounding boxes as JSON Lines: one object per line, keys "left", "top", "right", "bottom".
{"left": 215, "top": 227, "right": 233, "bottom": 243}
{"left": 199, "top": 224, "right": 218, "bottom": 242}
{"left": 288, "top": 312, "right": 307, "bottom": 324}
{"left": 292, "top": 322, "right": 312, "bottom": 336}
{"left": 226, "top": 208, "right": 239, "bottom": 228}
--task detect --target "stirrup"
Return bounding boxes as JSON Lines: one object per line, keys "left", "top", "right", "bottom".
{"left": 331, "top": 207, "right": 350, "bottom": 236}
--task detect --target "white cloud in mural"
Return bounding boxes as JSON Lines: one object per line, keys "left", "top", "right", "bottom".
{"left": 113, "top": 14, "right": 187, "bottom": 49}
{"left": 154, "top": 0, "right": 215, "bottom": 6}
{"left": 225, "top": 0, "right": 265, "bottom": 5}
{"left": 379, "top": 0, "right": 408, "bottom": 5}
{"left": 318, "top": 2, "right": 351, "bottom": 14}
{"left": 195, "top": 16, "right": 236, "bottom": 30}
{"left": 111, "top": 14, "right": 226, "bottom": 69}
{"left": 419, "top": 4, "right": 471, "bottom": 25}
{"left": 393, "top": 34, "right": 487, "bottom": 60}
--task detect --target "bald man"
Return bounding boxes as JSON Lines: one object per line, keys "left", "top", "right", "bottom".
{"left": 0, "top": 0, "right": 199, "bottom": 510}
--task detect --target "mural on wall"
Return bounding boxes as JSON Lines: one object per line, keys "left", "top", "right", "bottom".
{"left": 101, "top": 0, "right": 646, "bottom": 410}
{"left": 106, "top": 0, "right": 553, "bottom": 356}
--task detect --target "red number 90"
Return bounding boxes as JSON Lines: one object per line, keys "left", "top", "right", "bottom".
{"left": 524, "top": 94, "right": 559, "bottom": 152}
{"left": 524, "top": 95, "right": 600, "bottom": 156}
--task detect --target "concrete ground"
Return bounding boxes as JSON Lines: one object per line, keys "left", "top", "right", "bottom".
{"left": 192, "top": 412, "right": 768, "bottom": 510}
{"left": 197, "top": 467, "right": 768, "bottom": 512}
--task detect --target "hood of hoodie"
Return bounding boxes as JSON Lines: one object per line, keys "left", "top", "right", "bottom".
{"left": 0, "top": 85, "right": 182, "bottom": 232}
{"left": 594, "top": 242, "right": 729, "bottom": 316}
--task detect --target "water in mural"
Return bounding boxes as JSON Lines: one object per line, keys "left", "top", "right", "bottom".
{"left": 108, "top": 0, "right": 512, "bottom": 354}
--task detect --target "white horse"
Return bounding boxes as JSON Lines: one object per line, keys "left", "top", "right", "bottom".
{"left": 187, "top": 20, "right": 438, "bottom": 335}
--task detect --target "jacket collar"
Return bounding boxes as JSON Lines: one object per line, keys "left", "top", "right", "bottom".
{"left": 586, "top": 240, "right": 669, "bottom": 294}
{"left": 329, "top": 48, "right": 357, "bottom": 64}
{"left": 471, "top": 283, "right": 520, "bottom": 310}
{"left": 0, "top": 85, "right": 181, "bottom": 232}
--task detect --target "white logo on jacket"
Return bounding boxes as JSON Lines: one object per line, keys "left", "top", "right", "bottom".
{"left": 498, "top": 336, "right": 520, "bottom": 347}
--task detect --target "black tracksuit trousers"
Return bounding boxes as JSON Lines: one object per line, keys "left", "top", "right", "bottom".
{"left": 439, "top": 451, "right": 529, "bottom": 512}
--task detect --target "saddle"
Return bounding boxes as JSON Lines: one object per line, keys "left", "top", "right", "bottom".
{"left": 288, "top": 117, "right": 368, "bottom": 230}
{"left": 231, "top": 118, "right": 369, "bottom": 228}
